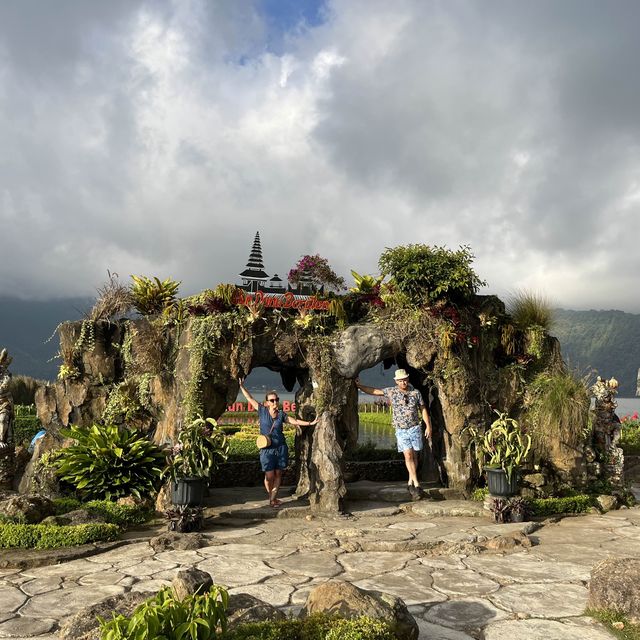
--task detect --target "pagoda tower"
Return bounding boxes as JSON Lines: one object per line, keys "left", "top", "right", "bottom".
{"left": 239, "top": 231, "right": 269, "bottom": 292}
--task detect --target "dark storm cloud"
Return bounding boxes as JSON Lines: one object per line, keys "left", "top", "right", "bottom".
{"left": 1, "top": 0, "right": 639, "bottom": 310}
{"left": 312, "top": 0, "right": 640, "bottom": 279}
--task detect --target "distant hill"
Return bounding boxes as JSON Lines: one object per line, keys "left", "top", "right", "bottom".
{"left": 1, "top": 297, "right": 638, "bottom": 395}
{"left": 0, "top": 296, "right": 92, "bottom": 380}
{"left": 552, "top": 308, "right": 640, "bottom": 396}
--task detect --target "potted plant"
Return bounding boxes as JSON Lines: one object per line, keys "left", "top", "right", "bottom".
{"left": 508, "top": 496, "right": 529, "bottom": 522}
{"left": 468, "top": 410, "right": 531, "bottom": 497}
{"left": 165, "top": 415, "right": 229, "bottom": 506}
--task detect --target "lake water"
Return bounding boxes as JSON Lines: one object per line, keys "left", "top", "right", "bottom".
{"left": 233, "top": 392, "right": 640, "bottom": 448}
{"left": 236, "top": 391, "right": 385, "bottom": 405}
{"left": 612, "top": 397, "right": 640, "bottom": 418}
{"left": 240, "top": 391, "right": 640, "bottom": 416}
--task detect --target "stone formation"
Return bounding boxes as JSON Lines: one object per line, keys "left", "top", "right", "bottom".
{"left": 0, "top": 348, "right": 15, "bottom": 488}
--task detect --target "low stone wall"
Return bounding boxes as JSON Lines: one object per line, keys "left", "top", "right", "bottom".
{"left": 211, "top": 459, "right": 406, "bottom": 488}
{"left": 624, "top": 455, "right": 640, "bottom": 482}
{"left": 344, "top": 460, "right": 406, "bottom": 482}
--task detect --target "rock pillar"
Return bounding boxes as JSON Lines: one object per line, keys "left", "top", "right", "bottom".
{"left": 0, "top": 348, "right": 15, "bottom": 489}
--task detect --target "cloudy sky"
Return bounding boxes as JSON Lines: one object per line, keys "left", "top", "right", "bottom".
{"left": 1, "top": 0, "right": 640, "bottom": 311}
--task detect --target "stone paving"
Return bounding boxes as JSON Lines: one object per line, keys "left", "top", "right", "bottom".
{"left": 1, "top": 485, "right": 638, "bottom": 639}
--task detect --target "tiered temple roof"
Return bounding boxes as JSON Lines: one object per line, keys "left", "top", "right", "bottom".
{"left": 238, "top": 231, "right": 317, "bottom": 296}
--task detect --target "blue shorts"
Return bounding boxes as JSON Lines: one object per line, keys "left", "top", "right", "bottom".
{"left": 259, "top": 444, "right": 289, "bottom": 472}
{"left": 396, "top": 425, "right": 423, "bottom": 452}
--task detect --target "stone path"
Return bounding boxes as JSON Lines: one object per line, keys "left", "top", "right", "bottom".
{"left": 1, "top": 486, "right": 638, "bottom": 639}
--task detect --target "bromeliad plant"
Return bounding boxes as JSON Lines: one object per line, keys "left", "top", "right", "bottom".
{"left": 164, "top": 416, "right": 229, "bottom": 482}
{"left": 467, "top": 411, "right": 532, "bottom": 482}
{"left": 130, "top": 275, "right": 180, "bottom": 316}
{"left": 54, "top": 424, "right": 165, "bottom": 500}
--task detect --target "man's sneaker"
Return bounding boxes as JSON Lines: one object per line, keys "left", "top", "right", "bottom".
{"left": 408, "top": 485, "right": 422, "bottom": 501}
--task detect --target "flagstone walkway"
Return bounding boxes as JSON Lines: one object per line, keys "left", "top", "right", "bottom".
{"left": 2, "top": 486, "right": 638, "bottom": 639}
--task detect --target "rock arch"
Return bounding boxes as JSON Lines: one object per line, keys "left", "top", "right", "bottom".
{"left": 30, "top": 294, "right": 581, "bottom": 512}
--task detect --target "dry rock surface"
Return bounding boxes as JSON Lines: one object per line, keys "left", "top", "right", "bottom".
{"left": 1, "top": 487, "right": 638, "bottom": 639}
{"left": 301, "top": 579, "right": 418, "bottom": 640}
{"left": 589, "top": 556, "right": 640, "bottom": 622}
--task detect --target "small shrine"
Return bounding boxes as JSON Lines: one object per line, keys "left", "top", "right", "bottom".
{"left": 238, "top": 231, "right": 318, "bottom": 297}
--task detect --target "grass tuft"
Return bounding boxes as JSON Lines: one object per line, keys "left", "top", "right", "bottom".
{"left": 524, "top": 369, "right": 590, "bottom": 450}
{"left": 89, "top": 271, "right": 133, "bottom": 322}
{"left": 507, "top": 290, "right": 554, "bottom": 331}
{"left": 586, "top": 607, "right": 640, "bottom": 640}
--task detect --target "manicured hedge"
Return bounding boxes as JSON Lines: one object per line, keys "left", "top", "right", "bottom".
{"left": 53, "top": 498, "right": 153, "bottom": 528}
{"left": 0, "top": 523, "right": 120, "bottom": 549}
{"left": 227, "top": 435, "right": 295, "bottom": 461}
{"left": 527, "top": 494, "right": 594, "bottom": 516}
{"left": 221, "top": 615, "right": 397, "bottom": 640}
{"left": 14, "top": 405, "right": 42, "bottom": 445}
{"left": 620, "top": 424, "right": 640, "bottom": 455}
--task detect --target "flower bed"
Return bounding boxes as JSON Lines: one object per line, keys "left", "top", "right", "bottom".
{"left": 621, "top": 412, "right": 640, "bottom": 455}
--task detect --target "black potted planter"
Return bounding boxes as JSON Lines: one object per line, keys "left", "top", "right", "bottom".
{"left": 172, "top": 477, "right": 207, "bottom": 506}
{"left": 485, "top": 467, "right": 518, "bottom": 497}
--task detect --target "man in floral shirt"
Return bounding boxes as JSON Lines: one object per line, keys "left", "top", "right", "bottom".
{"left": 356, "top": 369, "right": 432, "bottom": 500}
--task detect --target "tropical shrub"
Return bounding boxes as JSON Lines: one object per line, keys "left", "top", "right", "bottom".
{"left": 101, "top": 380, "right": 147, "bottom": 426}
{"left": 54, "top": 424, "right": 165, "bottom": 500}
{"left": 288, "top": 254, "right": 346, "bottom": 292}
{"left": 165, "top": 416, "right": 229, "bottom": 481}
{"left": 378, "top": 244, "right": 485, "bottom": 307}
{"left": 349, "top": 270, "right": 384, "bottom": 295}
{"left": 186, "top": 287, "right": 236, "bottom": 316}
{"left": 0, "top": 523, "right": 120, "bottom": 549}
{"left": 100, "top": 586, "right": 229, "bottom": 640}
{"left": 467, "top": 411, "right": 531, "bottom": 481}
{"left": 620, "top": 413, "right": 640, "bottom": 455}
{"left": 130, "top": 275, "right": 180, "bottom": 315}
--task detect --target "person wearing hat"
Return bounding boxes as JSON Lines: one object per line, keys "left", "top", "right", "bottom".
{"left": 355, "top": 369, "right": 432, "bottom": 500}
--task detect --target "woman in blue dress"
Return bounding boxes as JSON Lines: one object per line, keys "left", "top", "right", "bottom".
{"left": 238, "top": 379, "right": 317, "bottom": 508}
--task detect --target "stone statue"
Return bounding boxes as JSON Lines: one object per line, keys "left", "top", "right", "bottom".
{"left": 590, "top": 376, "right": 624, "bottom": 487}
{"left": 0, "top": 348, "right": 15, "bottom": 487}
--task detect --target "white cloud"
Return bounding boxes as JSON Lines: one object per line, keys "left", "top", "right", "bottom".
{"left": 1, "top": 0, "right": 640, "bottom": 311}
